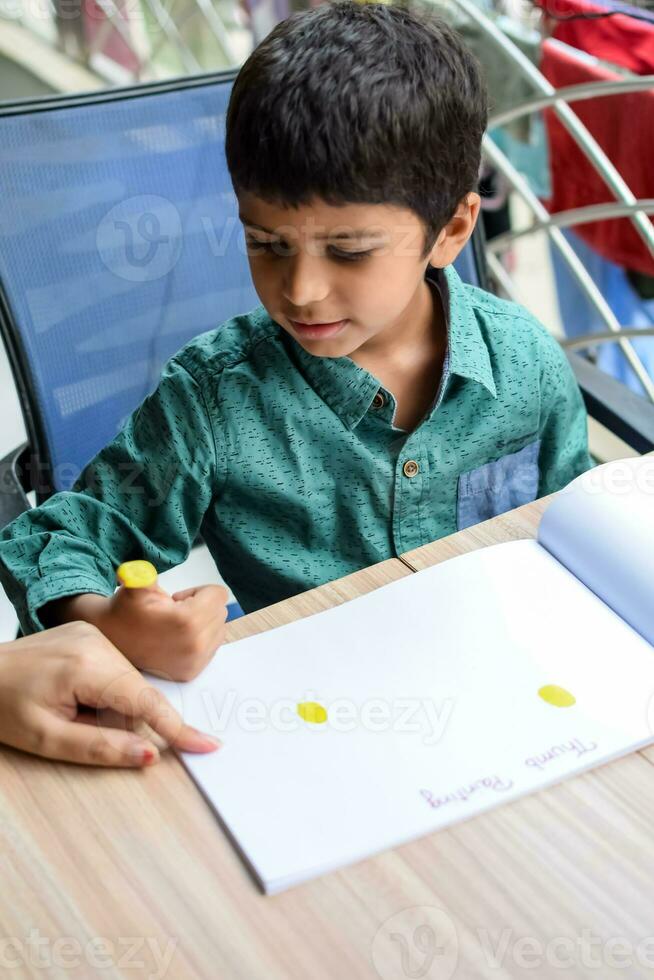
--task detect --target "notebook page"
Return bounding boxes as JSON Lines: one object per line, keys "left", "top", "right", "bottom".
{"left": 538, "top": 456, "right": 654, "bottom": 646}
{"left": 149, "top": 537, "right": 654, "bottom": 894}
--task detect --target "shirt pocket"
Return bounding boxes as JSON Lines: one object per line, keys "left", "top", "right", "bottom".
{"left": 456, "top": 439, "right": 541, "bottom": 531}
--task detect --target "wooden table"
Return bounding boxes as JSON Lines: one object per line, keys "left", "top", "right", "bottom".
{"left": 2, "top": 500, "right": 654, "bottom": 980}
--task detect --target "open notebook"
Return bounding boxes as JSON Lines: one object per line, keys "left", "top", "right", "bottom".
{"left": 149, "top": 457, "right": 654, "bottom": 894}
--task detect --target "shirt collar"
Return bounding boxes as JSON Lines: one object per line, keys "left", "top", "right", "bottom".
{"left": 434, "top": 264, "right": 497, "bottom": 399}
{"left": 281, "top": 262, "right": 496, "bottom": 430}
{"left": 282, "top": 328, "right": 380, "bottom": 431}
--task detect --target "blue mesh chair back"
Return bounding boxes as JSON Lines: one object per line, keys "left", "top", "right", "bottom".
{"left": 0, "top": 72, "right": 484, "bottom": 499}
{"left": 0, "top": 73, "right": 258, "bottom": 497}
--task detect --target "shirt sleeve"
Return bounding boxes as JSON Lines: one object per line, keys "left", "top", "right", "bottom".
{"left": 0, "top": 355, "right": 222, "bottom": 634}
{"left": 537, "top": 336, "right": 594, "bottom": 496}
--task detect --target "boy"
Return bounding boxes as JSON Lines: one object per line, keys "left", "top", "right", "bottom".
{"left": 0, "top": 2, "right": 592, "bottom": 681}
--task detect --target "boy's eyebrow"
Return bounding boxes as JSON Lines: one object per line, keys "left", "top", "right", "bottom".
{"left": 239, "top": 215, "right": 388, "bottom": 241}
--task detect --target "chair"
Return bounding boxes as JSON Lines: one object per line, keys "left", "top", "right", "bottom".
{"left": 0, "top": 70, "right": 652, "bottom": 598}
{"left": 0, "top": 71, "right": 260, "bottom": 619}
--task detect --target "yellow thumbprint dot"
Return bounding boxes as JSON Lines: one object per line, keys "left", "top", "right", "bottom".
{"left": 297, "top": 702, "right": 328, "bottom": 725}
{"left": 117, "top": 560, "right": 158, "bottom": 589}
{"left": 538, "top": 684, "right": 576, "bottom": 708}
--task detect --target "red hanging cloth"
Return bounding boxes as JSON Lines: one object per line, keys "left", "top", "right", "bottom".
{"left": 538, "top": 0, "right": 654, "bottom": 75}
{"left": 540, "top": 38, "right": 654, "bottom": 276}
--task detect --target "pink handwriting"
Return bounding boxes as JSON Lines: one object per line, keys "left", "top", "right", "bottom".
{"left": 420, "top": 775, "right": 514, "bottom": 810}
{"left": 524, "top": 736, "right": 598, "bottom": 772}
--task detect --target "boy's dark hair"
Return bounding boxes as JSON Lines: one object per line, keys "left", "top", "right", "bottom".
{"left": 225, "top": 1, "right": 488, "bottom": 258}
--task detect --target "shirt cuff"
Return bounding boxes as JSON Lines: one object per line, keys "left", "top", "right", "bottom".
{"left": 22, "top": 575, "right": 114, "bottom": 634}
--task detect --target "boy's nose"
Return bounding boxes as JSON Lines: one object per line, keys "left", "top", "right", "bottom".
{"left": 281, "top": 252, "right": 330, "bottom": 308}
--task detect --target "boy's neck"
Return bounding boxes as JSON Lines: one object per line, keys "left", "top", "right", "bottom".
{"left": 350, "top": 269, "right": 445, "bottom": 369}
{"left": 349, "top": 271, "right": 448, "bottom": 432}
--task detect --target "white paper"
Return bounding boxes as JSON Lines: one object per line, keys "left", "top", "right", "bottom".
{"left": 539, "top": 456, "right": 654, "bottom": 646}
{"left": 149, "top": 538, "right": 654, "bottom": 894}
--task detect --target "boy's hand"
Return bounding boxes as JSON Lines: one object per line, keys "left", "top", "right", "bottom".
{"left": 46, "top": 576, "right": 229, "bottom": 681}
{"left": 102, "top": 577, "right": 229, "bottom": 680}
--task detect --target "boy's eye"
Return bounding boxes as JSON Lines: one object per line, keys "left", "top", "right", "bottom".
{"left": 329, "top": 247, "right": 373, "bottom": 262}
{"left": 245, "top": 237, "right": 372, "bottom": 262}
{"left": 245, "top": 238, "right": 294, "bottom": 257}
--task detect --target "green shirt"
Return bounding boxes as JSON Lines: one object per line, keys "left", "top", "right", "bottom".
{"left": 0, "top": 264, "right": 592, "bottom": 633}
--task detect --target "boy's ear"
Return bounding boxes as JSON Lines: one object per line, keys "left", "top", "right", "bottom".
{"left": 427, "top": 193, "right": 481, "bottom": 268}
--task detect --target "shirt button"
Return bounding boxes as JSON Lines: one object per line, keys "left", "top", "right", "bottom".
{"left": 372, "top": 391, "right": 385, "bottom": 410}
{"left": 403, "top": 460, "right": 420, "bottom": 478}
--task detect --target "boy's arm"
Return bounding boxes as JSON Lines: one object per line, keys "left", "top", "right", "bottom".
{"left": 0, "top": 355, "right": 224, "bottom": 641}
{"left": 537, "top": 338, "right": 594, "bottom": 496}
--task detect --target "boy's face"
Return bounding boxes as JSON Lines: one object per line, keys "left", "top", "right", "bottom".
{"left": 237, "top": 192, "right": 479, "bottom": 359}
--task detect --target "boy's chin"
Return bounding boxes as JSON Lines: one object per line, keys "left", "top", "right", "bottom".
{"left": 282, "top": 324, "right": 360, "bottom": 359}
{"left": 293, "top": 336, "right": 360, "bottom": 359}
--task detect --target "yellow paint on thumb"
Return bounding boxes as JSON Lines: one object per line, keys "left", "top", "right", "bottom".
{"left": 117, "top": 560, "right": 158, "bottom": 589}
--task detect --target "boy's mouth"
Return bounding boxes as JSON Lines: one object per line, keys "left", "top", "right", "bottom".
{"left": 289, "top": 319, "right": 349, "bottom": 339}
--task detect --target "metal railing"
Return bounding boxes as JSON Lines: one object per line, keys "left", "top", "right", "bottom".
{"left": 447, "top": 0, "right": 654, "bottom": 401}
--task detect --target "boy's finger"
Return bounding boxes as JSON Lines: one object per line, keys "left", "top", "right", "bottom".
{"left": 30, "top": 714, "right": 160, "bottom": 767}
{"left": 181, "top": 585, "right": 230, "bottom": 618}
{"left": 173, "top": 583, "right": 228, "bottom": 602}
{"left": 171, "top": 586, "right": 202, "bottom": 601}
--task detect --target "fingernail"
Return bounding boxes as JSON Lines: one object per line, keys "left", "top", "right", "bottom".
{"left": 192, "top": 729, "right": 222, "bottom": 749}
{"left": 128, "top": 743, "right": 159, "bottom": 765}
{"left": 201, "top": 736, "right": 223, "bottom": 750}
